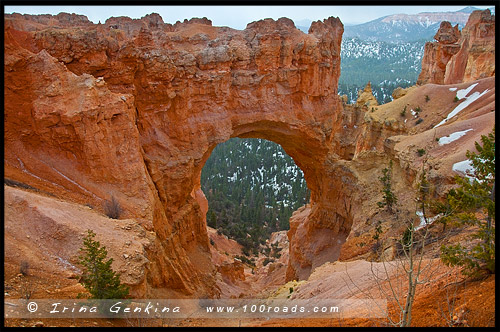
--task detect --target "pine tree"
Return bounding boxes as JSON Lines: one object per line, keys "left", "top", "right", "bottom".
{"left": 377, "top": 160, "right": 398, "bottom": 212}
{"left": 440, "top": 128, "right": 495, "bottom": 276}
{"left": 78, "top": 229, "right": 130, "bottom": 299}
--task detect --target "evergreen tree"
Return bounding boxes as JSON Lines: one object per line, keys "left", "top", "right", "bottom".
{"left": 440, "top": 128, "right": 495, "bottom": 276}
{"left": 78, "top": 229, "right": 130, "bottom": 299}
{"left": 377, "top": 160, "right": 398, "bottom": 212}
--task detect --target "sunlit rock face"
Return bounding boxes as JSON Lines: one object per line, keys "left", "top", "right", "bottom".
{"left": 418, "top": 9, "right": 495, "bottom": 85}
{"left": 6, "top": 11, "right": 401, "bottom": 294}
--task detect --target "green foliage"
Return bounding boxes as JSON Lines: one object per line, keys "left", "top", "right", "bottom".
{"left": 400, "top": 227, "right": 412, "bottom": 254}
{"left": 454, "top": 96, "right": 460, "bottom": 102}
{"left": 377, "top": 160, "right": 398, "bottom": 213}
{"left": 78, "top": 229, "right": 130, "bottom": 299}
{"left": 235, "top": 255, "right": 256, "bottom": 267}
{"left": 400, "top": 106, "right": 407, "bottom": 117}
{"left": 263, "top": 257, "right": 273, "bottom": 266}
{"left": 207, "top": 210, "right": 217, "bottom": 228}
{"left": 417, "top": 148, "right": 426, "bottom": 156}
{"left": 425, "top": 95, "right": 430, "bottom": 102}
{"left": 440, "top": 128, "right": 495, "bottom": 276}
{"left": 415, "top": 106, "right": 421, "bottom": 113}
{"left": 373, "top": 220, "right": 383, "bottom": 242}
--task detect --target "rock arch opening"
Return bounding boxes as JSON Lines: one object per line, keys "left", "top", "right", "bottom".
{"left": 200, "top": 137, "right": 310, "bottom": 257}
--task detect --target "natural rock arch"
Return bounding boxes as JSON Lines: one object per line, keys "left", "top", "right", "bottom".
{"left": 5, "top": 13, "right": 365, "bottom": 297}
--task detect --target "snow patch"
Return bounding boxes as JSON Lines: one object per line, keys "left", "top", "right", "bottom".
{"left": 415, "top": 211, "right": 442, "bottom": 231}
{"left": 456, "top": 83, "right": 478, "bottom": 100}
{"left": 438, "top": 129, "right": 473, "bottom": 145}
{"left": 452, "top": 160, "right": 475, "bottom": 178}
{"left": 449, "top": 87, "right": 457, "bottom": 91}
{"left": 434, "top": 86, "right": 489, "bottom": 128}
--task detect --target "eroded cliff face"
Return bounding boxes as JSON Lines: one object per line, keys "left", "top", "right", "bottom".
{"left": 418, "top": 9, "right": 495, "bottom": 85}
{"left": 5, "top": 13, "right": 375, "bottom": 294}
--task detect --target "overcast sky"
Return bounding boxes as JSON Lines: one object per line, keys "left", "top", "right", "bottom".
{"left": 4, "top": 5, "right": 493, "bottom": 29}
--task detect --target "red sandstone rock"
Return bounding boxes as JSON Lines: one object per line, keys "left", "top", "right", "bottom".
{"left": 4, "top": 12, "right": 353, "bottom": 294}
{"left": 418, "top": 9, "right": 495, "bottom": 85}
{"left": 356, "top": 82, "right": 379, "bottom": 108}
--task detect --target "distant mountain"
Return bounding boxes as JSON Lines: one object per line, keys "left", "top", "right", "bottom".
{"left": 296, "top": 7, "right": 494, "bottom": 42}
{"left": 457, "top": 6, "right": 494, "bottom": 14}
{"left": 343, "top": 9, "right": 474, "bottom": 43}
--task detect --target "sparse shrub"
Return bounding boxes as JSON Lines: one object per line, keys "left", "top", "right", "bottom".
{"left": 235, "top": 255, "right": 256, "bottom": 267}
{"left": 416, "top": 118, "right": 424, "bottom": 125}
{"left": 104, "top": 196, "right": 122, "bottom": 219}
{"left": 373, "top": 220, "right": 383, "bottom": 246}
{"left": 209, "top": 238, "right": 215, "bottom": 246}
{"left": 20, "top": 276, "right": 35, "bottom": 300}
{"left": 400, "top": 109, "right": 406, "bottom": 117}
{"left": 20, "top": 261, "right": 30, "bottom": 276}
{"left": 371, "top": 240, "right": 382, "bottom": 254}
{"left": 289, "top": 287, "right": 294, "bottom": 294}
{"left": 263, "top": 257, "right": 273, "bottom": 266}
{"left": 417, "top": 149, "right": 426, "bottom": 156}
{"left": 454, "top": 96, "right": 459, "bottom": 102}
{"left": 415, "top": 106, "right": 422, "bottom": 113}
{"left": 425, "top": 95, "right": 430, "bottom": 102}
{"left": 436, "top": 137, "right": 440, "bottom": 142}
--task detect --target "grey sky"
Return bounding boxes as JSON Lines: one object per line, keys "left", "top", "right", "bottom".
{"left": 4, "top": 5, "right": 493, "bottom": 29}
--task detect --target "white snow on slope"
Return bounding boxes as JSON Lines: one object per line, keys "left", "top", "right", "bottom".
{"left": 456, "top": 83, "right": 478, "bottom": 100}
{"left": 438, "top": 129, "right": 473, "bottom": 145}
{"left": 434, "top": 84, "right": 489, "bottom": 128}
{"left": 452, "top": 160, "right": 475, "bottom": 178}
{"left": 415, "top": 211, "right": 442, "bottom": 231}
{"left": 449, "top": 87, "right": 457, "bottom": 91}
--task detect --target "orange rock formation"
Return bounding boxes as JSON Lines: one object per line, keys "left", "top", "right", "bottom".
{"left": 418, "top": 9, "right": 495, "bottom": 85}
{"left": 4, "top": 13, "right": 361, "bottom": 294}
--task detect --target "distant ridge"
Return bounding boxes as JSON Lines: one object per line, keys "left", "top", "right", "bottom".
{"left": 295, "top": 7, "right": 494, "bottom": 42}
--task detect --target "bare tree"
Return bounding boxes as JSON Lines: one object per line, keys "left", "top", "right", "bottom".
{"left": 343, "top": 156, "right": 445, "bottom": 327}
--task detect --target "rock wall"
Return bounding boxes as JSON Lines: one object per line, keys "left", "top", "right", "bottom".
{"left": 5, "top": 12, "right": 372, "bottom": 294}
{"left": 418, "top": 9, "right": 495, "bottom": 85}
